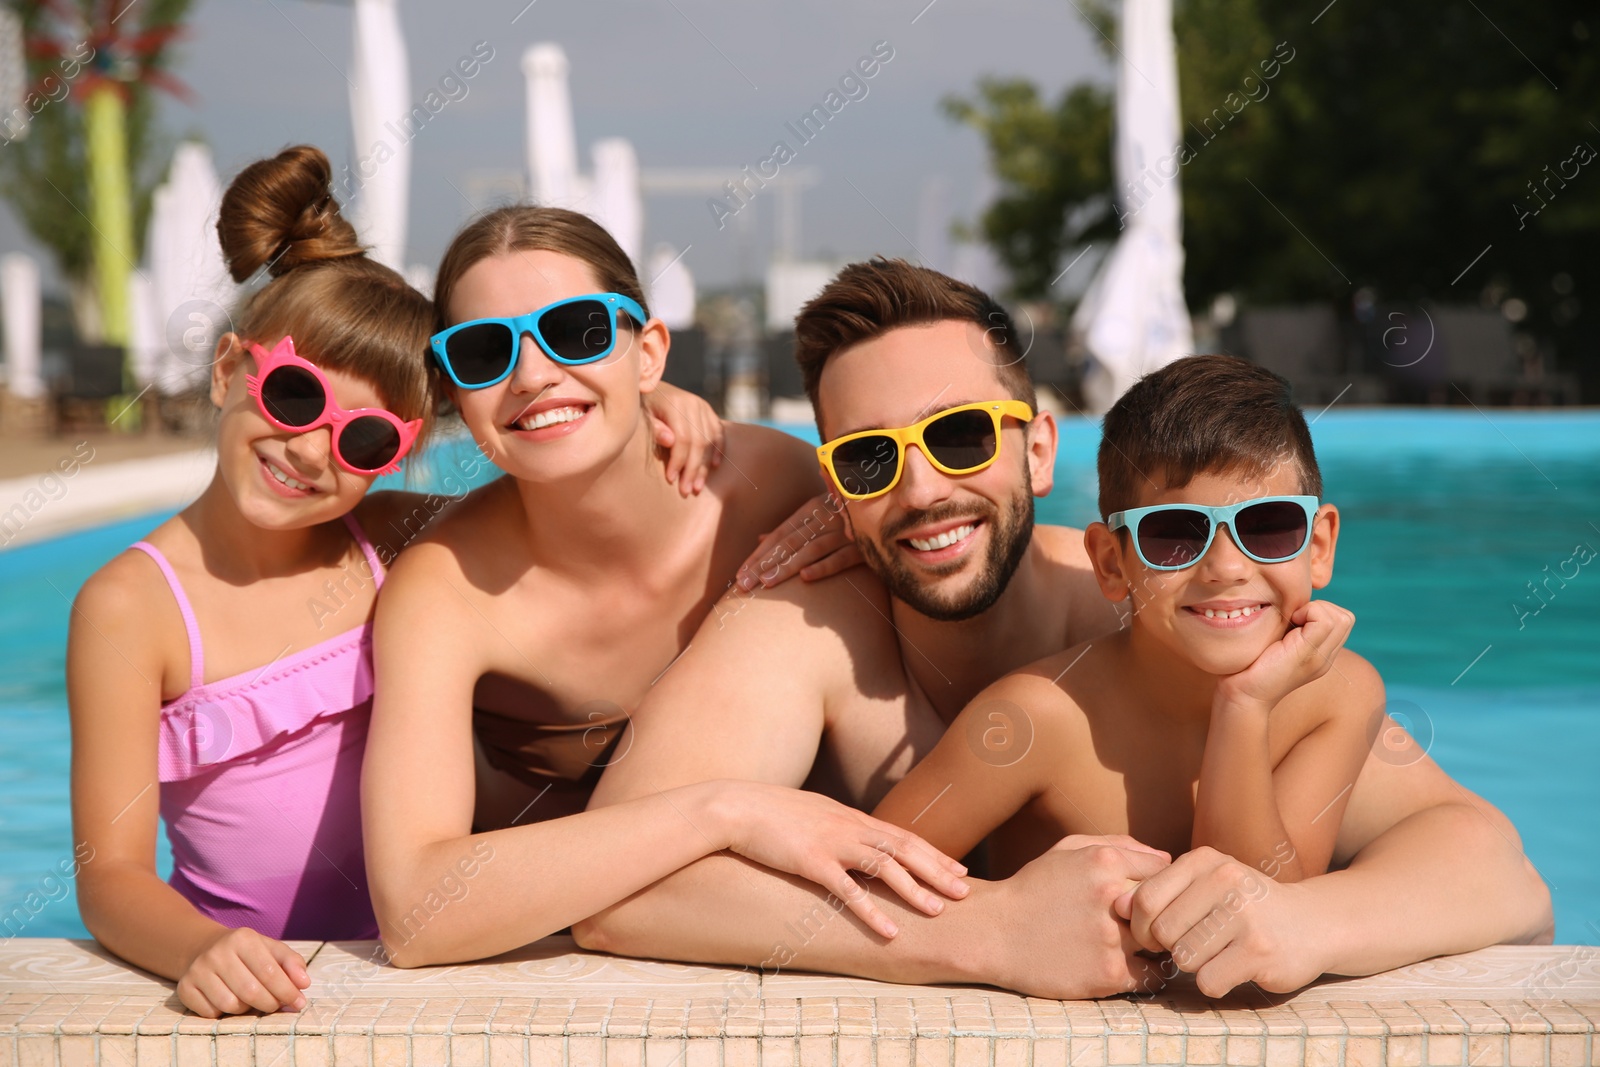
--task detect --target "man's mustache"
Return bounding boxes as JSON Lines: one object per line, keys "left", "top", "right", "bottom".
{"left": 880, "top": 501, "right": 995, "bottom": 544}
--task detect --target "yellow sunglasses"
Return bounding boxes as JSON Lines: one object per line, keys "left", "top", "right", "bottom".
{"left": 816, "top": 400, "right": 1035, "bottom": 501}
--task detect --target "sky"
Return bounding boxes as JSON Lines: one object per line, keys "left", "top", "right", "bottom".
{"left": 0, "top": 0, "right": 1114, "bottom": 295}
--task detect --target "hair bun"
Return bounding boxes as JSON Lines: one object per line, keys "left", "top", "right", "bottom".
{"left": 217, "top": 144, "right": 365, "bottom": 281}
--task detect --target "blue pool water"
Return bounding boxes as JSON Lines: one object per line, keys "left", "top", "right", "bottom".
{"left": 2, "top": 411, "right": 1597, "bottom": 943}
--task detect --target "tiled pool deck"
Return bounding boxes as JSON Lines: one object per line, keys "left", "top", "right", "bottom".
{"left": 1, "top": 939, "right": 1595, "bottom": 1066}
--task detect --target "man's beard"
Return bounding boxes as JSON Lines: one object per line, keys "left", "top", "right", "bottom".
{"left": 856, "top": 491, "right": 1035, "bottom": 622}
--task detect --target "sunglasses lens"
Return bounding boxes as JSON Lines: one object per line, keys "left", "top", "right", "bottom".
{"left": 922, "top": 409, "right": 998, "bottom": 472}
{"left": 538, "top": 299, "right": 614, "bottom": 363}
{"left": 832, "top": 435, "right": 900, "bottom": 497}
{"left": 260, "top": 365, "right": 326, "bottom": 427}
{"left": 1235, "top": 500, "right": 1310, "bottom": 561}
{"left": 1136, "top": 509, "right": 1212, "bottom": 568}
{"left": 444, "top": 322, "right": 517, "bottom": 386}
{"left": 339, "top": 415, "right": 402, "bottom": 473}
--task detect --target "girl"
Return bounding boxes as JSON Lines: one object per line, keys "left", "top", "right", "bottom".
{"left": 362, "top": 206, "right": 969, "bottom": 966}
{"left": 67, "top": 147, "right": 725, "bottom": 1018}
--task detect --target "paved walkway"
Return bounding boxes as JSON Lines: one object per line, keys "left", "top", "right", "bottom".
{"left": 1, "top": 938, "right": 1595, "bottom": 1065}
{"left": 0, "top": 446, "right": 213, "bottom": 549}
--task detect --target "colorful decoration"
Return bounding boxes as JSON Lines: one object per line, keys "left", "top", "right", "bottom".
{"left": 10, "top": 0, "right": 191, "bottom": 367}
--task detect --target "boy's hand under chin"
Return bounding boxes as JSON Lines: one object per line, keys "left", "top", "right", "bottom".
{"left": 1215, "top": 599, "right": 1357, "bottom": 714}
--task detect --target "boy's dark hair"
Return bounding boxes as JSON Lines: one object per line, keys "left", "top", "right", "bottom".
{"left": 1097, "top": 355, "right": 1322, "bottom": 519}
{"left": 793, "top": 258, "right": 1037, "bottom": 431}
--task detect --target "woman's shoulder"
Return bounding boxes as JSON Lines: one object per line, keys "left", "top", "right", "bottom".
{"left": 360, "top": 477, "right": 503, "bottom": 541}
{"left": 378, "top": 480, "right": 518, "bottom": 585}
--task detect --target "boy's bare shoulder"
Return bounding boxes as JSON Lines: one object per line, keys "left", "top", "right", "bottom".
{"left": 970, "top": 641, "right": 1103, "bottom": 739}
{"left": 1323, "top": 646, "right": 1385, "bottom": 712}
{"left": 1284, "top": 646, "right": 1386, "bottom": 736}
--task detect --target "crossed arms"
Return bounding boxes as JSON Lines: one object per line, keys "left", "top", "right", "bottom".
{"left": 579, "top": 573, "right": 1551, "bottom": 997}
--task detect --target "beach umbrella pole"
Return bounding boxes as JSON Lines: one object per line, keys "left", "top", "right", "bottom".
{"left": 85, "top": 83, "right": 135, "bottom": 372}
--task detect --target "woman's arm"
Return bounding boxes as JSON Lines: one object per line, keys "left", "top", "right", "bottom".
{"left": 735, "top": 491, "right": 864, "bottom": 591}
{"left": 1191, "top": 601, "right": 1362, "bottom": 881}
{"left": 69, "top": 557, "right": 310, "bottom": 1017}
{"left": 643, "top": 382, "right": 725, "bottom": 496}
{"left": 362, "top": 543, "right": 965, "bottom": 966}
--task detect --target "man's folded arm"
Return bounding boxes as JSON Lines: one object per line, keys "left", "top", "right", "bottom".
{"left": 573, "top": 847, "right": 1169, "bottom": 1000}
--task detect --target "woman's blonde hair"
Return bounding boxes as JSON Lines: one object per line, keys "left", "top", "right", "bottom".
{"left": 432, "top": 205, "right": 648, "bottom": 336}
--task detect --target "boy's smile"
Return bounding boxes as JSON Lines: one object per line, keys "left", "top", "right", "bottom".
{"left": 1185, "top": 600, "right": 1272, "bottom": 626}
{"left": 1088, "top": 463, "right": 1340, "bottom": 679}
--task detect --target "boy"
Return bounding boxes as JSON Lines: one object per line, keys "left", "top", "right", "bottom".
{"left": 874, "top": 353, "right": 1377, "bottom": 909}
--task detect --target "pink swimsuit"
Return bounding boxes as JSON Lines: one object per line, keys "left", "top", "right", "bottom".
{"left": 130, "top": 513, "right": 382, "bottom": 940}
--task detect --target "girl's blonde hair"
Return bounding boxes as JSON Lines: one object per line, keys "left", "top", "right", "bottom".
{"left": 217, "top": 145, "right": 434, "bottom": 436}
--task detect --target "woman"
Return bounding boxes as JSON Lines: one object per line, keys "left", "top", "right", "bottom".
{"left": 362, "top": 207, "right": 969, "bottom": 966}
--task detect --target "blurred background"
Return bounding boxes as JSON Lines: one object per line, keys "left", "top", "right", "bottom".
{"left": 0, "top": 1, "right": 1596, "bottom": 945}
{"left": 0, "top": 0, "right": 1593, "bottom": 439}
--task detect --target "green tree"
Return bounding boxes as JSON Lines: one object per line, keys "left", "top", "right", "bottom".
{"left": 948, "top": 0, "right": 1598, "bottom": 392}
{"left": 1, "top": 0, "right": 194, "bottom": 347}
{"left": 943, "top": 80, "right": 1114, "bottom": 299}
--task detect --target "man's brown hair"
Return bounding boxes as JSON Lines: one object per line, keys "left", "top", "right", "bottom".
{"left": 1097, "top": 355, "right": 1322, "bottom": 519}
{"left": 793, "top": 258, "right": 1037, "bottom": 432}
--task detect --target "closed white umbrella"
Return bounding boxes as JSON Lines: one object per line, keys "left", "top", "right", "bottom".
{"left": 646, "top": 244, "right": 696, "bottom": 330}
{"left": 127, "top": 269, "right": 160, "bottom": 387}
{"left": 0, "top": 8, "right": 27, "bottom": 143}
{"left": 349, "top": 0, "right": 411, "bottom": 270}
{"left": 148, "top": 142, "right": 235, "bottom": 394}
{"left": 1, "top": 253, "right": 43, "bottom": 399}
{"left": 1071, "top": 0, "right": 1193, "bottom": 413}
{"left": 523, "top": 43, "right": 587, "bottom": 210}
{"left": 591, "top": 137, "right": 643, "bottom": 267}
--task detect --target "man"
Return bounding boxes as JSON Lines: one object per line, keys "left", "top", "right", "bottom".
{"left": 578, "top": 259, "right": 1550, "bottom": 999}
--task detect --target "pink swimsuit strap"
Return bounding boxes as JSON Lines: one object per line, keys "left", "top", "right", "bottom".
{"left": 130, "top": 512, "right": 385, "bottom": 693}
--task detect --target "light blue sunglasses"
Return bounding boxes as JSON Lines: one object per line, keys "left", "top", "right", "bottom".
{"left": 1107, "top": 495, "right": 1321, "bottom": 571}
{"left": 430, "top": 292, "right": 647, "bottom": 390}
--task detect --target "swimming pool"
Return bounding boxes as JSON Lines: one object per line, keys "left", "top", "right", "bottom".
{"left": 3, "top": 411, "right": 1597, "bottom": 944}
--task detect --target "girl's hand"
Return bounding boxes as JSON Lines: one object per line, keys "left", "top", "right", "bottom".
{"left": 1216, "top": 600, "right": 1356, "bottom": 714}
{"left": 735, "top": 492, "right": 862, "bottom": 591}
{"left": 715, "top": 782, "right": 970, "bottom": 939}
{"left": 176, "top": 927, "right": 311, "bottom": 1018}
{"left": 645, "top": 383, "right": 725, "bottom": 496}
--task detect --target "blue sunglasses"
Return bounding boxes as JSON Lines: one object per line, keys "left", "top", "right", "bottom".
{"left": 1107, "top": 495, "right": 1321, "bottom": 571}
{"left": 430, "top": 292, "right": 648, "bottom": 390}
